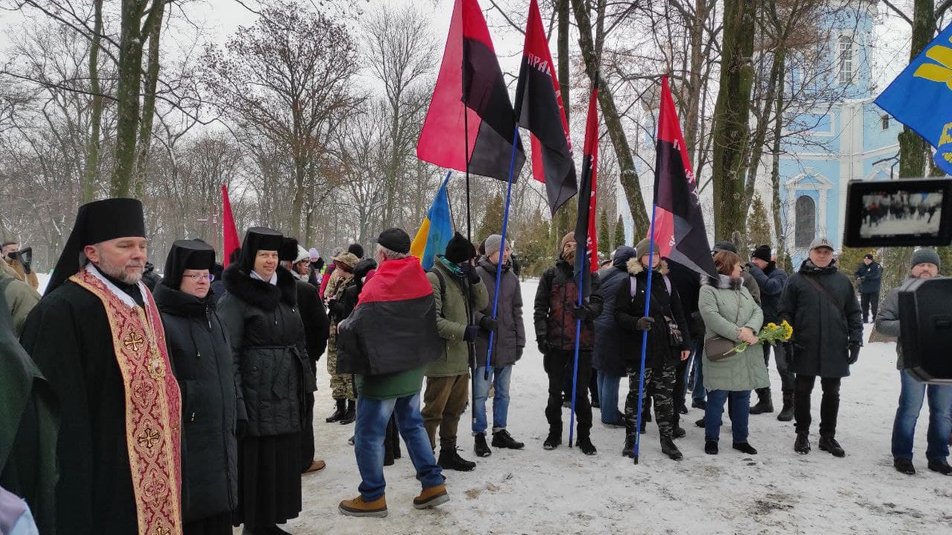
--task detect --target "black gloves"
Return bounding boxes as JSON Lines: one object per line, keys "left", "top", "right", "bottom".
{"left": 236, "top": 419, "right": 248, "bottom": 439}
{"left": 572, "top": 303, "right": 596, "bottom": 321}
{"left": 636, "top": 317, "right": 655, "bottom": 331}
{"left": 848, "top": 342, "right": 861, "bottom": 365}
{"left": 478, "top": 315, "right": 498, "bottom": 333}
{"left": 516, "top": 347, "right": 523, "bottom": 360}
{"left": 537, "top": 340, "right": 548, "bottom": 355}
{"left": 459, "top": 262, "right": 481, "bottom": 284}
{"left": 463, "top": 324, "right": 480, "bottom": 342}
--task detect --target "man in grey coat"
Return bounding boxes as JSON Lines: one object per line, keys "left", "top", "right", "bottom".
{"left": 779, "top": 237, "right": 863, "bottom": 458}
{"left": 472, "top": 234, "right": 526, "bottom": 457}
{"left": 875, "top": 248, "right": 952, "bottom": 476}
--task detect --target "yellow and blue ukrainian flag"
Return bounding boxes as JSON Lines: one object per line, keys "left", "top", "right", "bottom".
{"left": 411, "top": 172, "right": 454, "bottom": 270}
{"left": 877, "top": 22, "right": 952, "bottom": 174}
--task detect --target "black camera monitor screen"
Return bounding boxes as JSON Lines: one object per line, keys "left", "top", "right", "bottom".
{"left": 844, "top": 179, "right": 952, "bottom": 247}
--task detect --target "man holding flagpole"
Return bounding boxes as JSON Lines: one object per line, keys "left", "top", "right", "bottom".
{"left": 534, "top": 233, "right": 602, "bottom": 455}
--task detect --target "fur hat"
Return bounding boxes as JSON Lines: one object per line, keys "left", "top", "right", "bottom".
{"left": 559, "top": 232, "right": 576, "bottom": 251}
{"left": 347, "top": 243, "right": 364, "bottom": 259}
{"left": 911, "top": 248, "right": 941, "bottom": 269}
{"left": 444, "top": 232, "right": 476, "bottom": 265}
{"left": 751, "top": 245, "right": 771, "bottom": 262}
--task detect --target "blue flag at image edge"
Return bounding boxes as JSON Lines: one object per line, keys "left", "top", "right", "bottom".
{"left": 876, "top": 22, "right": 952, "bottom": 175}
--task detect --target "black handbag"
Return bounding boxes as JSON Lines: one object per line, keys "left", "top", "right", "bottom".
{"left": 705, "top": 292, "right": 741, "bottom": 361}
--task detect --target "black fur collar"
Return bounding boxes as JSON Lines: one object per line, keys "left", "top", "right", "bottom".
{"left": 703, "top": 274, "right": 743, "bottom": 290}
{"left": 222, "top": 264, "right": 297, "bottom": 311}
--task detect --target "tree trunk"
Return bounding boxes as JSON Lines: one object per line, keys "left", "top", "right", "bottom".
{"left": 899, "top": 0, "right": 936, "bottom": 179}
{"left": 134, "top": 0, "right": 165, "bottom": 197}
{"left": 82, "top": 0, "right": 104, "bottom": 203}
{"left": 711, "top": 0, "right": 757, "bottom": 238}
{"left": 684, "top": 0, "right": 709, "bottom": 171}
{"left": 570, "top": 0, "right": 649, "bottom": 234}
{"left": 110, "top": 0, "right": 147, "bottom": 197}
{"left": 770, "top": 58, "right": 786, "bottom": 271}
{"left": 744, "top": 45, "right": 785, "bottom": 207}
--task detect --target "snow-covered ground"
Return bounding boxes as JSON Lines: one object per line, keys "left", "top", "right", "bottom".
{"left": 273, "top": 278, "right": 952, "bottom": 534}
{"left": 860, "top": 212, "right": 942, "bottom": 237}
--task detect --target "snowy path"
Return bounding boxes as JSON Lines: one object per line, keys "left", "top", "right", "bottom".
{"left": 251, "top": 278, "right": 951, "bottom": 534}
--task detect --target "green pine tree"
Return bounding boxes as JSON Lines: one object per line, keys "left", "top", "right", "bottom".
{"left": 598, "top": 209, "right": 611, "bottom": 256}
{"left": 614, "top": 214, "right": 626, "bottom": 248}
{"left": 476, "top": 193, "right": 504, "bottom": 244}
{"left": 746, "top": 193, "right": 772, "bottom": 251}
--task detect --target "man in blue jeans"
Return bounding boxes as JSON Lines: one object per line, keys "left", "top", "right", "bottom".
{"left": 336, "top": 228, "right": 450, "bottom": 516}
{"left": 472, "top": 234, "right": 526, "bottom": 456}
{"left": 875, "top": 248, "right": 952, "bottom": 476}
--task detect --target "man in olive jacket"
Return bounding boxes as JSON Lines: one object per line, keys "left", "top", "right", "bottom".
{"left": 779, "top": 237, "right": 862, "bottom": 457}
{"left": 423, "top": 232, "right": 490, "bottom": 472}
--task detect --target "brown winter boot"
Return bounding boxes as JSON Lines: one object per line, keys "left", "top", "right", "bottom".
{"left": 413, "top": 484, "right": 450, "bottom": 509}
{"left": 339, "top": 494, "right": 388, "bottom": 517}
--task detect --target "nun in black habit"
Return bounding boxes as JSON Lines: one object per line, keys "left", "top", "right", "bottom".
{"left": 216, "top": 228, "right": 311, "bottom": 534}
{"left": 153, "top": 240, "right": 238, "bottom": 535}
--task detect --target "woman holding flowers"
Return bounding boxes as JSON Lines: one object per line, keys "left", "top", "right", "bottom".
{"left": 698, "top": 250, "right": 769, "bottom": 455}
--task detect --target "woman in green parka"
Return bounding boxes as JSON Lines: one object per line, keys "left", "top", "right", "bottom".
{"left": 698, "top": 251, "right": 768, "bottom": 456}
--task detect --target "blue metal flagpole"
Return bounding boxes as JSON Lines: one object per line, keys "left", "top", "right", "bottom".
{"left": 632, "top": 186, "right": 660, "bottom": 464}
{"left": 483, "top": 127, "right": 521, "bottom": 380}
{"left": 568, "top": 242, "right": 586, "bottom": 448}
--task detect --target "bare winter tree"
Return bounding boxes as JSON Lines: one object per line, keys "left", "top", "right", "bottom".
{"left": 203, "top": 0, "right": 362, "bottom": 244}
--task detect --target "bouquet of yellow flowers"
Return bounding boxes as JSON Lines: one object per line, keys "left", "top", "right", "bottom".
{"left": 734, "top": 320, "right": 793, "bottom": 353}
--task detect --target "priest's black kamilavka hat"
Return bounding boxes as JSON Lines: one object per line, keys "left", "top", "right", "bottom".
{"left": 46, "top": 198, "right": 146, "bottom": 295}
{"left": 161, "top": 239, "right": 216, "bottom": 290}
{"left": 238, "top": 227, "right": 283, "bottom": 273}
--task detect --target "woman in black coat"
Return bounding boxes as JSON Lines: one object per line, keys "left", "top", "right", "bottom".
{"left": 153, "top": 239, "right": 237, "bottom": 535}
{"left": 217, "top": 228, "right": 311, "bottom": 534}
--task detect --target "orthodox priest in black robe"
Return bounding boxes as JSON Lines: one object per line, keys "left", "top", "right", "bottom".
{"left": 19, "top": 198, "right": 183, "bottom": 535}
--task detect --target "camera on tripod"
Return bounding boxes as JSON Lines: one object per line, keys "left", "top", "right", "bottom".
{"left": 844, "top": 178, "right": 952, "bottom": 384}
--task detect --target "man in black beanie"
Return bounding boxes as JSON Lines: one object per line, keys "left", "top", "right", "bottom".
{"left": 422, "top": 232, "right": 490, "bottom": 471}
{"left": 747, "top": 244, "right": 793, "bottom": 419}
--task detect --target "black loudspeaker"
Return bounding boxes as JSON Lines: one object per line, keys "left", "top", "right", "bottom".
{"left": 899, "top": 277, "right": 952, "bottom": 383}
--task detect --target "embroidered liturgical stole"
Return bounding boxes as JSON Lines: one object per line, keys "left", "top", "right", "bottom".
{"left": 71, "top": 268, "right": 183, "bottom": 535}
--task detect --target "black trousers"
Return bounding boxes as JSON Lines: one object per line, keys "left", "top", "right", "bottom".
{"left": 545, "top": 349, "right": 593, "bottom": 439}
{"left": 301, "top": 359, "right": 318, "bottom": 471}
{"left": 762, "top": 343, "right": 795, "bottom": 396}
{"left": 793, "top": 375, "right": 841, "bottom": 436}
{"left": 860, "top": 291, "right": 879, "bottom": 322}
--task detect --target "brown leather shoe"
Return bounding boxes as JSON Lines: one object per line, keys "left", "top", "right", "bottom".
{"left": 413, "top": 484, "right": 449, "bottom": 510}
{"left": 339, "top": 494, "right": 387, "bottom": 517}
{"left": 304, "top": 459, "right": 326, "bottom": 473}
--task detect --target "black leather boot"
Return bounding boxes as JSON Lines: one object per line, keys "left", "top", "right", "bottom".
{"left": 326, "top": 398, "right": 346, "bottom": 423}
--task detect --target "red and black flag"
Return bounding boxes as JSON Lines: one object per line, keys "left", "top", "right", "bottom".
{"left": 514, "top": 0, "right": 575, "bottom": 215}
{"left": 650, "top": 76, "right": 717, "bottom": 277}
{"left": 417, "top": 0, "right": 525, "bottom": 181}
{"left": 574, "top": 82, "right": 600, "bottom": 287}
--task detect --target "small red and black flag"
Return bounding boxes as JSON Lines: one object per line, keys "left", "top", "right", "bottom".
{"left": 651, "top": 76, "right": 716, "bottom": 278}
{"left": 574, "top": 82, "right": 600, "bottom": 287}
{"left": 417, "top": 0, "right": 525, "bottom": 181}
{"left": 514, "top": 0, "right": 575, "bottom": 215}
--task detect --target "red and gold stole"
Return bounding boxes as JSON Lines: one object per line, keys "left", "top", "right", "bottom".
{"left": 71, "top": 268, "right": 183, "bottom": 535}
